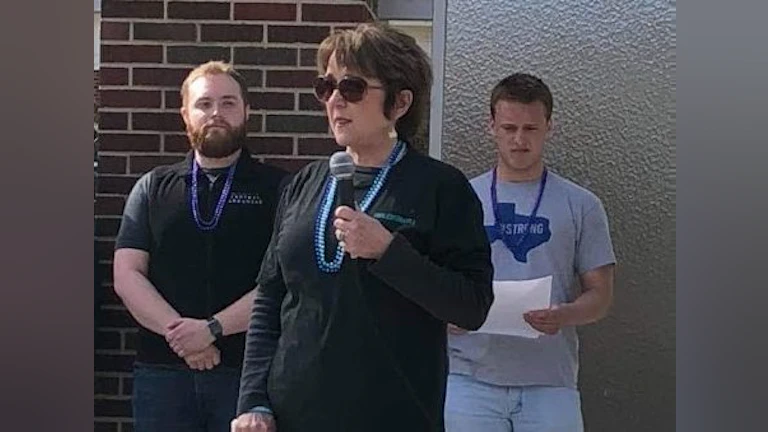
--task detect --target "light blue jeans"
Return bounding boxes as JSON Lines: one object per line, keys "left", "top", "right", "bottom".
{"left": 444, "top": 373, "right": 583, "bottom": 432}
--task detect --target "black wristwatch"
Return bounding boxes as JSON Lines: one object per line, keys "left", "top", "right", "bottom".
{"left": 206, "top": 317, "right": 223, "bottom": 340}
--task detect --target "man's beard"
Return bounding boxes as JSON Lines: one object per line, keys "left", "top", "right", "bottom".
{"left": 188, "top": 121, "right": 247, "bottom": 159}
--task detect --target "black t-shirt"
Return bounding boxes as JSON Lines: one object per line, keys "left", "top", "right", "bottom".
{"left": 237, "top": 146, "right": 494, "bottom": 431}
{"left": 116, "top": 151, "right": 289, "bottom": 367}
{"left": 118, "top": 166, "right": 234, "bottom": 250}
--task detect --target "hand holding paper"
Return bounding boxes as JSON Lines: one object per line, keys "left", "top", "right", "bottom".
{"left": 474, "top": 276, "right": 553, "bottom": 338}
{"left": 523, "top": 305, "right": 566, "bottom": 335}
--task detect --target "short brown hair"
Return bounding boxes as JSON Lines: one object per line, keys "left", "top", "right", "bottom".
{"left": 317, "top": 23, "right": 432, "bottom": 142}
{"left": 490, "top": 73, "right": 553, "bottom": 120}
{"left": 180, "top": 61, "right": 249, "bottom": 107}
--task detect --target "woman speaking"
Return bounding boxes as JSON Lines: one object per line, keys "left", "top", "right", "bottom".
{"left": 232, "top": 22, "right": 493, "bottom": 432}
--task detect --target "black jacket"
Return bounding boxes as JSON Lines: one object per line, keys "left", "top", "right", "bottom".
{"left": 237, "top": 147, "right": 493, "bottom": 431}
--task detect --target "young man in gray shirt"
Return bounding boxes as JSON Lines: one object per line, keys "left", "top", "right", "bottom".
{"left": 445, "top": 73, "right": 616, "bottom": 432}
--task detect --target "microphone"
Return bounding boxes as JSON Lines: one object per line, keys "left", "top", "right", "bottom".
{"left": 329, "top": 151, "right": 356, "bottom": 209}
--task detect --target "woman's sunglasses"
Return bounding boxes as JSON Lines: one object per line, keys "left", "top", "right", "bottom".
{"left": 313, "top": 75, "right": 384, "bottom": 103}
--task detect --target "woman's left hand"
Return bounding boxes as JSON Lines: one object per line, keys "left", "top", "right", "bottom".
{"left": 333, "top": 206, "right": 394, "bottom": 259}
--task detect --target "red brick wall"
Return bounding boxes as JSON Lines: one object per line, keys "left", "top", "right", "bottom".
{"left": 95, "top": 2, "right": 375, "bottom": 430}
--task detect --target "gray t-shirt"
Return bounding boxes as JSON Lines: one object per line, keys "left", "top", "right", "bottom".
{"left": 448, "top": 169, "right": 616, "bottom": 388}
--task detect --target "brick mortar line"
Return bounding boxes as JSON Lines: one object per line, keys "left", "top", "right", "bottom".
{"left": 96, "top": 349, "right": 137, "bottom": 355}
{"left": 99, "top": 108, "right": 326, "bottom": 115}
{"left": 95, "top": 372, "right": 134, "bottom": 378}
{"left": 101, "top": 18, "right": 350, "bottom": 25}
{"left": 100, "top": 66, "right": 317, "bottom": 72}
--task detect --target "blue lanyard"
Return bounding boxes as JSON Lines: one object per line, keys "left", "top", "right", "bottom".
{"left": 490, "top": 167, "right": 547, "bottom": 251}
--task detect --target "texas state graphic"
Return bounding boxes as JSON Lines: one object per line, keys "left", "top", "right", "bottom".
{"left": 485, "top": 202, "right": 551, "bottom": 263}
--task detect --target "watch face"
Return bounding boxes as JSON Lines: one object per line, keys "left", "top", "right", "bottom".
{"left": 208, "top": 319, "right": 223, "bottom": 337}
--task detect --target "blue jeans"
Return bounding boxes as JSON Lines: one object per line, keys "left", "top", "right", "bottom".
{"left": 132, "top": 362, "right": 241, "bottom": 432}
{"left": 444, "top": 373, "right": 583, "bottom": 432}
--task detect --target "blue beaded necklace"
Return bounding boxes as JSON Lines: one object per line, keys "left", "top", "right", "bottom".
{"left": 314, "top": 140, "right": 406, "bottom": 273}
{"left": 190, "top": 159, "right": 236, "bottom": 231}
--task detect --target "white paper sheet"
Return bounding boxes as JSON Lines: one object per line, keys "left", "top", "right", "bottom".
{"left": 474, "top": 276, "right": 553, "bottom": 338}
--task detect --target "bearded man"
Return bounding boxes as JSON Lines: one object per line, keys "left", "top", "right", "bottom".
{"left": 112, "top": 61, "right": 288, "bottom": 432}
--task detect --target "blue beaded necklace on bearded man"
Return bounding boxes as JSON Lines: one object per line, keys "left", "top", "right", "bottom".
{"left": 190, "top": 158, "right": 237, "bottom": 231}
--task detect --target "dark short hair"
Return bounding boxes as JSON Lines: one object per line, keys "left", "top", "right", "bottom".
{"left": 490, "top": 73, "right": 553, "bottom": 120}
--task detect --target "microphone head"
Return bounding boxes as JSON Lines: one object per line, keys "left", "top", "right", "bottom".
{"left": 329, "top": 151, "right": 355, "bottom": 180}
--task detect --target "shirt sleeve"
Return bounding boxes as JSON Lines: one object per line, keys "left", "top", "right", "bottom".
{"left": 114, "top": 172, "right": 153, "bottom": 252}
{"left": 367, "top": 168, "right": 494, "bottom": 330}
{"left": 575, "top": 197, "right": 617, "bottom": 274}
{"left": 236, "top": 181, "right": 291, "bottom": 415}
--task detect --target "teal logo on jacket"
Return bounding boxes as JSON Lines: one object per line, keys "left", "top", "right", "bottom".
{"left": 374, "top": 212, "right": 416, "bottom": 229}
